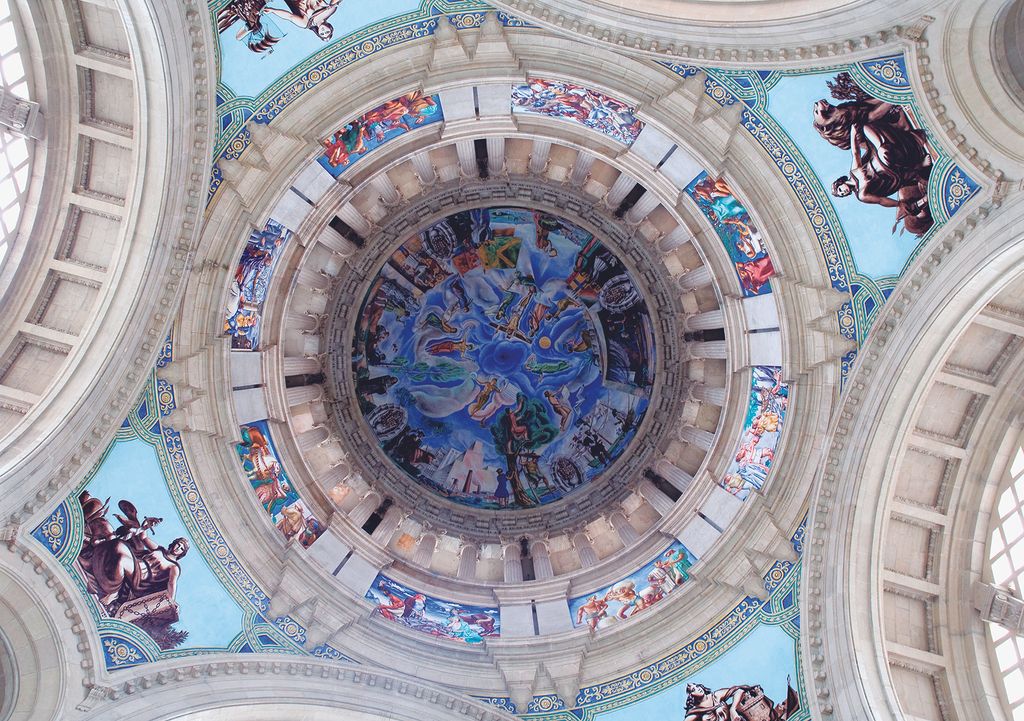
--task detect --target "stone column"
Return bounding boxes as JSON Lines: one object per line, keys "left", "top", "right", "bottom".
{"left": 297, "top": 424, "right": 330, "bottom": 451}
{"left": 654, "top": 459, "right": 693, "bottom": 493}
{"left": 286, "top": 313, "right": 319, "bottom": 333}
{"left": 318, "top": 462, "right": 351, "bottom": 492}
{"left": 410, "top": 151, "right": 436, "bottom": 185}
{"left": 487, "top": 137, "right": 505, "bottom": 176}
{"left": 568, "top": 151, "right": 594, "bottom": 186}
{"left": 413, "top": 533, "right": 438, "bottom": 567}
{"left": 286, "top": 384, "right": 323, "bottom": 407}
{"left": 316, "top": 225, "right": 356, "bottom": 256}
{"left": 529, "top": 139, "right": 551, "bottom": 175}
{"left": 679, "top": 425, "right": 715, "bottom": 451}
{"left": 605, "top": 173, "right": 635, "bottom": 207}
{"left": 609, "top": 511, "right": 639, "bottom": 545}
{"left": 349, "top": 492, "right": 382, "bottom": 527}
{"left": 457, "top": 543, "right": 479, "bottom": 580}
{"left": 530, "top": 540, "right": 553, "bottom": 580}
{"left": 658, "top": 226, "right": 691, "bottom": 253}
{"left": 503, "top": 542, "right": 523, "bottom": 583}
{"left": 456, "top": 139, "right": 478, "bottom": 179}
{"left": 683, "top": 309, "right": 725, "bottom": 332}
{"left": 369, "top": 173, "right": 401, "bottom": 206}
{"left": 370, "top": 505, "right": 404, "bottom": 543}
{"left": 639, "top": 476, "right": 677, "bottom": 515}
{"left": 688, "top": 340, "right": 728, "bottom": 359}
{"left": 297, "top": 267, "right": 330, "bottom": 292}
{"left": 690, "top": 383, "right": 726, "bottom": 406}
{"left": 624, "top": 191, "right": 660, "bottom": 224}
{"left": 572, "top": 532, "right": 598, "bottom": 568}
{"left": 283, "top": 356, "right": 321, "bottom": 375}
{"left": 337, "top": 203, "right": 371, "bottom": 237}
{"left": 677, "top": 265, "right": 713, "bottom": 291}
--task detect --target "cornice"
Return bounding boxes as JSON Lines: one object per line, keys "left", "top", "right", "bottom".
{"left": 485, "top": 0, "right": 940, "bottom": 69}
{"left": 77, "top": 657, "right": 519, "bottom": 721}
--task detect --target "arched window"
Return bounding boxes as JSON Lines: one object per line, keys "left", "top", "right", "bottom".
{"left": 988, "top": 443, "right": 1024, "bottom": 719}
{"left": 0, "top": 0, "right": 33, "bottom": 267}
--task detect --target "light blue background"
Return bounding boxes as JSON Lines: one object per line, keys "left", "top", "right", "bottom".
{"left": 594, "top": 623, "right": 799, "bottom": 720}
{"left": 83, "top": 436, "right": 245, "bottom": 649}
{"left": 768, "top": 72, "right": 923, "bottom": 279}
{"left": 218, "top": 0, "right": 422, "bottom": 98}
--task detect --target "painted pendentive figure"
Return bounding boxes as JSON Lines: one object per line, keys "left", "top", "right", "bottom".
{"left": 682, "top": 680, "right": 800, "bottom": 721}
{"left": 217, "top": 0, "right": 343, "bottom": 54}
{"left": 812, "top": 72, "right": 934, "bottom": 236}
{"left": 76, "top": 492, "right": 190, "bottom": 650}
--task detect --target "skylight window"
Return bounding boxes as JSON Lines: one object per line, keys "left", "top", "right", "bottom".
{"left": 989, "top": 445, "right": 1024, "bottom": 720}
{"left": 0, "top": 0, "right": 32, "bottom": 267}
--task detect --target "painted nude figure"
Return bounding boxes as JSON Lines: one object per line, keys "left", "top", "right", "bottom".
{"left": 576, "top": 595, "right": 608, "bottom": 630}
{"left": 812, "top": 74, "right": 934, "bottom": 236}
{"left": 77, "top": 493, "right": 189, "bottom": 615}
{"left": 683, "top": 681, "right": 800, "bottom": 721}
{"left": 217, "top": 0, "right": 342, "bottom": 54}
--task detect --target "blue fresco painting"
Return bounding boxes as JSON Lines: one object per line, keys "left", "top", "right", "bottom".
{"left": 569, "top": 541, "right": 697, "bottom": 631}
{"left": 720, "top": 366, "right": 788, "bottom": 500}
{"left": 352, "top": 207, "right": 656, "bottom": 510}
{"left": 224, "top": 219, "right": 292, "bottom": 350}
{"left": 685, "top": 172, "right": 775, "bottom": 297}
{"left": 366, "top": 573, "right": 499, "bottom": 644}
{"left": 512, "top": 78, "right": 644, "bottom": 145}
{"left": 317, "top": 91, "right": 443, "bottom": 178}
{"left": 236, "top": 420, "right": 325, "bottom": 548}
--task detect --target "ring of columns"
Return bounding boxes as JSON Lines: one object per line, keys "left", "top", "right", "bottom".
{"left": 149, "top": 31, "right": 839, "bottom": 687}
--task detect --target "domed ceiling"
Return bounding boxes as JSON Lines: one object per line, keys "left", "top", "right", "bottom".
{"left": 5, "top": 1, "right": 1005, "bottom": 720}
{"left": 351, "top": 206, "right": 656, "bottom": 510}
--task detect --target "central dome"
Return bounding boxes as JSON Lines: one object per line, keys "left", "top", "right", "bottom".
{"left": 351, "top": 206, "right": 656, "bottom": 510}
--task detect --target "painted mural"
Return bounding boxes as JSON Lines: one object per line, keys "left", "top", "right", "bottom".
{"left": 76, "top": 490, "right": 193, "bottom": 650}
{"left": 480, "top": 521, "right": 807, "bottom": 717}
{"left": 352, "top": 207, "right": 656, "bottom": 510}
{"left": 720, "top": 366, "right": 788, "bottom": 500}
{"left": 684, "top": 173, "right": 776, "bottom": 297}
{"left": 215, "top": 0, "right": 422, "bottom": 99}
{"left": 236, "top": 420, "right": 325, "bottom": 548}
{"left": 569, "top": 541, "right": 697, "bottom": 631}
{"left": 662, "top": 55, "right": 982, "bottom": 380}
{"left": 224, "top": 219, "right": 292, "bottom": 350}
{"left": 810, "top": 72, "right": 934, "bottom": 238}
{"left": 33, "top": 375, "right": 249, "bottom": 661}
{"left": 366, "top": 573, "right": 499, "bottom": 644}
{"left": 317, "top": 91, "right": 443, "bottom": 177}
{"left": 512, "top": 78, "right": 644, "bottom": 145}
{"left": 682, "top": 679, "right": 800, "bottom": 721}
{"left": 583, "top": 626, "right": 801, "bottom": 721}
{"left": 32, "top": 340, "right": 356, "bottom": 669}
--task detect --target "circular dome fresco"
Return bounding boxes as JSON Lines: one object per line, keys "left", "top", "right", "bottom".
{"left": 351, "top": 206, "right": 656, "bottom": 511}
